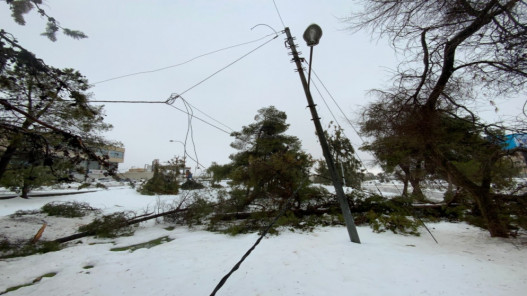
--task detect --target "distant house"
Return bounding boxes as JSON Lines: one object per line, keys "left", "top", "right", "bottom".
{"left": 83, "top": 146, "right": 125, "bottom": 173}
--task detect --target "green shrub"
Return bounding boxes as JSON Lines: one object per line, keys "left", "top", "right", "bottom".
{"left": 41, "top": 201, "right": 100, "bottom": 218}
{"left": 180, "top": 180, "right": 205, "bottom": 190}
{"left": 138, "top": 163, "right": 179, "bottom": 195}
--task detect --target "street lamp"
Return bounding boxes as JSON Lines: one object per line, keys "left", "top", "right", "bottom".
{"left": 284, "top": 25, "right": 361, "bottom": 243}
{"left": 303, "top": 24, "right": 322, "bottom": 90}
{"left": 169, "top": 140, "right": 187, "bottom": 173}
{"left": 303, "top": 23, "right": 323, "bottom": 46}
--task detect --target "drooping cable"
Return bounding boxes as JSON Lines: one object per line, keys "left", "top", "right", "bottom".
{"left": 209, "top": 175, "right": 309, "bottom": 296}
{"left": 92, "top": 33, "right": 278, "bottom": 85}
{"left": 180, "top": 97, "right": 201, "bottom": 170}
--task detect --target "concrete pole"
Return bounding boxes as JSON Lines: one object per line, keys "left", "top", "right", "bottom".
{"left": 284, "top": 27, "right": 361, "bottom": 243}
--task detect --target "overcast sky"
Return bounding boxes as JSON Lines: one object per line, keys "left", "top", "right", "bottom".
{"left": 1, "top": 0, "right": 522, "bottom": 174}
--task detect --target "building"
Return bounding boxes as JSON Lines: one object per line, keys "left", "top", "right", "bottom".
{"left": 83, "top": 146, "right": 125, "bottom": 174}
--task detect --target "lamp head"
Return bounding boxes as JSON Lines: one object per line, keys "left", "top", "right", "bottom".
{"left": 303, "top": 24, "right": 323, "bottom": 47}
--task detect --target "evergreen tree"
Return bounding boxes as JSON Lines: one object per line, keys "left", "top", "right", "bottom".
{"left": 1, "top": 1, "right": 115, "bottom": 183}
{"left": 315, "top": 123, "right": 364, "bottom": 188}
{"left": 227, "top": 106, "right": 312, "bottom": 210}
{"left": 324, "top": 124, "right": 363, "bottom": 189}
{"left": 206, "top": 162, "right": 232, "bottom": 186}
{"left": 139, "top": 161, "right": 179, "bottom": 195}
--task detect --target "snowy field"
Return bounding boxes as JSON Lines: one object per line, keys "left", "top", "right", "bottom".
{"left": 1, "top": 187, "right": 526, "bottom": 296}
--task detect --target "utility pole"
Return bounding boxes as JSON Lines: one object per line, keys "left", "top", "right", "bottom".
{"left": 284, "top": 27, "right": 361, "bottom": 244}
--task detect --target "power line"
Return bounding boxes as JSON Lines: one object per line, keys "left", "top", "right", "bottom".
{"left": 311, "top": 79, "right": 341, "bottom": 128}
{"left": 165, "top": 103, "right": 231, "bottom": 135}
{"left": 92, "top": 33, "right": 279, "bottom": 85}
{"left": 87, "top": 100, "right": 166, "bottom": 104}
{"left": 302, "top": 61, "right": 377, "bottom": 177}
{"left": 84, "top": 97, "right": 233, "bottom": 136}
{"left": 272, "top": 0, "right": 286, "bottom": 28}
{"left": 179, "top": 98, "right": 235, "bottom": 133}
{"left": 178, "top": 33, "right": 281, "bottom": 96}
{"left": 308, "top": 64, "right": 368, "bottom": 145}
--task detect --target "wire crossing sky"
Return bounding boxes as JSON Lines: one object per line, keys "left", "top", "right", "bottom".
{"left": 1, "top": 0, "right": 521, "bottom": 172}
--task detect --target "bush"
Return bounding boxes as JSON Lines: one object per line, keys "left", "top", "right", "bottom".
{"left": 180, "top": 180, "right": 205, "bottom": 190}
{"left": 138, "top": 162, "right": 179, "bottom": 195}
{"left": 41, "top": 201, "right": 100, "bottom": 218}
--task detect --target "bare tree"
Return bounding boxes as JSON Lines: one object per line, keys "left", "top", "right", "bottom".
{"left": 350, "top": 0, "right": 527, "bottom": 237}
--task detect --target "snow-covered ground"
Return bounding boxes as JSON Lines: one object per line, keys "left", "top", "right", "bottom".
{"left": 1, "top": 187, "right": 526, "bottom": 296}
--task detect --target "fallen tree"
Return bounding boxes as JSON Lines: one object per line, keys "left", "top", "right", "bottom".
{"left": 54, "top": 207, "right": 188, "bottom": 244}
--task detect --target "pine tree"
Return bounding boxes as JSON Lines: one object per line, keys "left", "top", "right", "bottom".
{"left": 227, "top": 106, "right": 312, "bottom": 210}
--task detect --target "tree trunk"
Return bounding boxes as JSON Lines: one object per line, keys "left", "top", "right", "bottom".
{"left": 21, "top": 184, "right": 30, "bottom": 199}
{"left": 443, "top": 173, "right": 455, "bottom": 204}
{"left": 0, "top": 120, "right": 33, "bottom": 179}
{"left": 409, "top": 177, "right": 426, "bottom": 202}
{"left": 0, "top": 143, "right": 19, "bottom": 180}
{"left": 474, "top": 190, "right": 509, "bottom": 237}
{"left": 398, "top": 165, "right": 410, "bottom": 196}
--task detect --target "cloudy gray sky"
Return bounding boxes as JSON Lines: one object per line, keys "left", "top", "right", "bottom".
{"left": 1, "top": 0, "right": 522, "bottom": 174}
